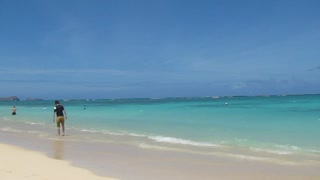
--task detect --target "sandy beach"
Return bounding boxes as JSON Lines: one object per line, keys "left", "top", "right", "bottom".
{"left": 0, "top": 143, "right": 116, "bottom": 180}
{"left": 1, "top": 137, "right": 319, "bottom": 180}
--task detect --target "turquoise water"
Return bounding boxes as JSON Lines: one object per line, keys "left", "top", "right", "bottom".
{"left": 1, "top": 94, "right": 320, "bottom": 163}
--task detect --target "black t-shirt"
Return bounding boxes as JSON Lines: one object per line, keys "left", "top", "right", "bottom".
{"left": 54, "top": 105, "right": 65, "bottom": 116}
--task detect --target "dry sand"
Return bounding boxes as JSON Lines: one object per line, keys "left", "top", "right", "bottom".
{"left": 0, "top": 143, "right": 117, "bottom": 180}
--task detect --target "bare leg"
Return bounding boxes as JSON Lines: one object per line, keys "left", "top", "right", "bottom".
{"left": 62, "top": 124, "right": 65, "bottom": 136}
{"left": 57, "top": 123, "right": 61, "bottom": 135}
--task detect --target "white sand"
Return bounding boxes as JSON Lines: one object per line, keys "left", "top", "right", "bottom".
{"left": 0, "top": 143, "right": 117, "bottom": 180}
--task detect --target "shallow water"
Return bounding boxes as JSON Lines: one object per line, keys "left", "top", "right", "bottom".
{"left": 1, "top": 94, "right": 320, "bottom": 165}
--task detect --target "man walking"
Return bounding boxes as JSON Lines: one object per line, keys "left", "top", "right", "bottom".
{"left": 53, "top": 100, "right": 67, "bottom": 136}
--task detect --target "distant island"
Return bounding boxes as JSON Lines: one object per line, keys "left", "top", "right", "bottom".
{"left": 0, "top": 96, "right": 20, "bottom": 101}
{"left": 0, "top": 96, "right": 44, "bottom": 101}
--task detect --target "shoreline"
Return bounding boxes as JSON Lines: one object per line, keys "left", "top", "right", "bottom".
{"left": 1, "top": 130, "right": 320, "bottom": 179}
{"left": 1, "top": 117, "right": 320, "bottom": 180}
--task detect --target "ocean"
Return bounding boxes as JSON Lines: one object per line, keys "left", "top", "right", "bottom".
{"left": 1, "top": 94, "right": 320, "bottom": 166}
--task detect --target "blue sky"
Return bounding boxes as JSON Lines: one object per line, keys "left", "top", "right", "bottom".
{"left": 0, "top": 0, "right": 319, "bottom": 99}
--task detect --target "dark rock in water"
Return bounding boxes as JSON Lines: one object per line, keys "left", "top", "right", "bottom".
{"left": 0, "top": 96, "right": 20, "bottom": 101}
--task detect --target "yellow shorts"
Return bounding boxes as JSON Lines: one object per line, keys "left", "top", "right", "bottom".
{"left": 56, "top": 116, "right": 65, "bottom": 127}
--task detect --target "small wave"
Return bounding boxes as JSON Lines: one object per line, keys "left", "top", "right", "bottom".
{"left": 306, "top": 149, "right": 320, "bottom": 153}
{"left": 80, "top": 129, "right": 126, "bottom": 136}
{"left": 128, "top": 133, "right": 146, "bottom": 137}
{"left": 1, "top": 127, "right": 22, "bottom": 133}
{"left": 101, "top": 130, "right": 125, "bottom": 136}
{"left": 139, "top": 143, "right": 173, "bottom": 151}
{"left": 80, "top": 129, "right": 99, "bottom": 133}
{"left": 222, "top": 153, "right": 298, "bottom": 165}
{"left": 148, "top": 136, "right": 220, "bottom": 147}
{"left": 250, "top": 148, "right": 292, "bottom": 155}
{"left": 79, "top": 128, "right": 148, "bottom": 137}
{"left": 226, "top": 153, "right": 271, "bottom": 161}
{"left": 275, "top": 145, "right": 301, "bottom": 151}
{"left": 25, "top": 122, "right": 45, "bottom": 125}
{"left": 2, "top": 117, "right": 11, "bottom": 121}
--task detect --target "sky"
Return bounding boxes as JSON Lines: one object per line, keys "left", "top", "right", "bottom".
{"left": 0, "top": 0, "right": 319, "bottom": 99}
